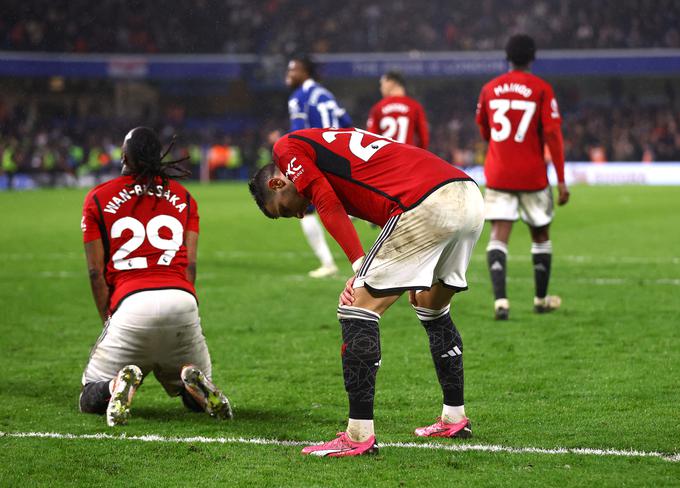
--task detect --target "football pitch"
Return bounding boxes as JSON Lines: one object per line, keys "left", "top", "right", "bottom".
{"left": 1, "top": 183, "right": 678, "bottom": 486}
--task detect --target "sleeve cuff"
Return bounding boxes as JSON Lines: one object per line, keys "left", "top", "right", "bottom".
{"left": 351, "top": 256, "right": 365, "bottom": 273}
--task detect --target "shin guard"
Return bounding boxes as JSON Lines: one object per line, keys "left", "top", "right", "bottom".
{"left": 337, "top": 306, "right": 381, "bottom": 420}
{"left": 414, "top": 305, "right": 464, "bottom": 407}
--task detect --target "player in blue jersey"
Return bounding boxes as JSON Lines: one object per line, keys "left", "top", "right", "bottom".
{"left": 286, "top": 55, "right": 353, "bottom": 278}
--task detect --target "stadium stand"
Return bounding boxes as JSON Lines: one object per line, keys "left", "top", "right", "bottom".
{"left": 1, "top": 0, "right": 679, "bottom": 189}
{"left": 2, "top": 0, "right": 679, "bottom": 53}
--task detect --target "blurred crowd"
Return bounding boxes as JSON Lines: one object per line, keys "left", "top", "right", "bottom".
{"left": 3, "top": 83, "right": 680, "bottom": 189}
{"left": 0, "top": 99, "right": 257, "bottom": 188}
{"left": 1, "top": 0, "right": 679, "bottom": 54}
{"left": 2, "top": 0, "right": 680, "bottom": 189}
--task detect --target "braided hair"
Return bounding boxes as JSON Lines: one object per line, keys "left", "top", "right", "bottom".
{"left": 122, "top": 127, "right": 191, "bottom": 194}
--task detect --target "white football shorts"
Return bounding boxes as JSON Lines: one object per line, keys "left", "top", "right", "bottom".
{"left": 81, "top": 289, "right": 212, "bottom": 396}
{"left": 484, "top": 187, "right": 554, "bottom": 227}
{"left": 353, "top": 180, "right": 484, "bottom": 292}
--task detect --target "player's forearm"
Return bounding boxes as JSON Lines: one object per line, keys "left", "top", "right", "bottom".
{"left": 186, "top": 262, "right": 197, "bottom": 284}
{"left": 317, "top": 209, "right": 365, "bottom": 264}
{"left": 184, "top": 231, "right": 199, "bottom": 284}
{"left": 88, "top": 270, "right": 109, "bottom": 322}
{"left": 308, "top": 180, "right": 365, "bottom": 264}
{"left": 420, "top": 128, "right": 430, "bottom": 150}
{"left": 544, "top": 128, "right": 565, "bottom": 183}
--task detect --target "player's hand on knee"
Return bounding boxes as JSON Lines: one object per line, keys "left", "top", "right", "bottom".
{"left": 339, "top": 275, "right": 356, "bottom": 306}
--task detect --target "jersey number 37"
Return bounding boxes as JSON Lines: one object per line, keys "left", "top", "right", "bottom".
{"left": 489, "top": 99, "right": 537, "bottom": 143}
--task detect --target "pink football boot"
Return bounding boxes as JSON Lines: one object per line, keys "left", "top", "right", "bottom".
{"left": 414, "top": 417, "right": 472, "bottom": 438}
{"left": 301, "top": 432, "right": 379, "bottom": 457}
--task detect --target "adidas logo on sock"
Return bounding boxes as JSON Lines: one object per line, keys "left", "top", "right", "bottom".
{"left": 534, "top": 263, "right": 547, "bottom": 272}
{"left": 441, "top": 346, "right": 462, "bottom": 358}
{"left": 490, "top": 261, "right": 503, "bottom": 271}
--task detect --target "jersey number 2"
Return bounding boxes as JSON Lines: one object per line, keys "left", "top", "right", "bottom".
{"left": 110, "top": 215, "right": 184, "bottom": 270}
{"left": 489, "top": 99, "right": 536, "bottom": 143}
{"left": 322, "top": 129, "right": 393, "bottom": 161}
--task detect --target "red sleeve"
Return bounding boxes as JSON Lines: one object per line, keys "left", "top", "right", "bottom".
{"left": 541, "top": 83, "right": 564, "bottom": 183}
{"left": 366, "top": 104, "right": 378, "bottom": 134}
{"left": 81, "top": 190, "right": 102, "bottom": 243}
{"left": 544, "top": 127, "right": 565, "bottom": 183}
{"left": 186, "top": 193, "right": 199, "bottom": 233}
{"left": 475, "top": 89, "right": 490, "bottom": 141}
{"left": 273, "top": 135, "right": 323, "bottom": 194}
{"left": 416, "top": 103, "right": 429, "bottom": 150}
{"left": 304, "top": 177, "right": 365, "bottom": 264}
{"left": 540, "top": 83, "right": 562, "bottom": 132}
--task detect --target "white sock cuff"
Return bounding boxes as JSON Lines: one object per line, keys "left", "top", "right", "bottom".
{"left": 413, "top": 305, "right": 451, "bottom": 322}
{"left": 531, "top": 240, "right": 552, "bottom": 254}
{"left": 337, "top": 305, "right": 381, "bottom": 322}
{"left": 486, "top": 240, "right": 508, "bottom": 253}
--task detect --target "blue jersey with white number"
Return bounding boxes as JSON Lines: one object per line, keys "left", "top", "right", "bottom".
{"left": 288, "top": 79, "right": 352, "bottom": 131}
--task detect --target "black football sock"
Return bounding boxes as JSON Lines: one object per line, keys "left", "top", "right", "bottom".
{"left": 337, "top": 306, "right": 382, "bottom": 420}
{"left": 486, "top": 240, "right": 508, "bottom": 300}
{"left": 79, "top": 380, "right": 111, "bottom": 414}
{"left": 531, "top": 241, "right": 552, "bottom": 299}
{"left": 414, "top": 305, "right": 464, "bottom": 407}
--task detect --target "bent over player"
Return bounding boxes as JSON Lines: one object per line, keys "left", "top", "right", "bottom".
{"left": 476, "top": 34, "right": 570, "bottom": 320}
{"left": 79, "top": 127, "right": 232, "bottom": 426}
{"left": 249, "top": 128, "right": 484, "bottom": 457}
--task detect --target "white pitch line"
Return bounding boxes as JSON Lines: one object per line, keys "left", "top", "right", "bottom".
{"left": 1, "top": 431, "right": 677, "bottom": 463}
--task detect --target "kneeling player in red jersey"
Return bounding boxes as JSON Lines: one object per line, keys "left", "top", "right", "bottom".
{"left": 476, "top": 34, "right": 570, "bottom": 320}
{"left": 79, "top": 127, "right": 232, "bottom": 426}
{"left": 249, "top": 128, "right": 484, "bottom": 457}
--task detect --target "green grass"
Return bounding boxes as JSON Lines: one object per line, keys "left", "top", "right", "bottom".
{"left": 0, "top": 184, "right": 679, "bottom": 486}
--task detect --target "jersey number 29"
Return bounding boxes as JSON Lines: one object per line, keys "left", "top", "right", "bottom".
{"left": 110, "top": 215, "right": 183, "bottom": 270}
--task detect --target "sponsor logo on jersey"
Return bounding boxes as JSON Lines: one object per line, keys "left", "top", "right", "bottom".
{"left": 285, "top": 157, "right": 303, "bottom": 181}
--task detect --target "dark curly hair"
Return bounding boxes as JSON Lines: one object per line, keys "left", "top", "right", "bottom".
{"left": 505, "top": 34, "right": 536, "bottom": 67}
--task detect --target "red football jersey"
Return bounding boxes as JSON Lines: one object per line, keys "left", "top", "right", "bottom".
{"left": 366, "top": 95, "right": 429, "bottom": 149}
{"left": 476, "top": 70, "right": 562, "bottom": 191}
{"left": 81, "top": 175, "right": 199, "bottom": 313}
{"left": 273, "top": 128, "right": 472, "bottom": 262}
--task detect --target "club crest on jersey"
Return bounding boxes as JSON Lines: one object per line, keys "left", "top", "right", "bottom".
{"left": 285, "top": 157, "right": 303, "bottom": 181}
